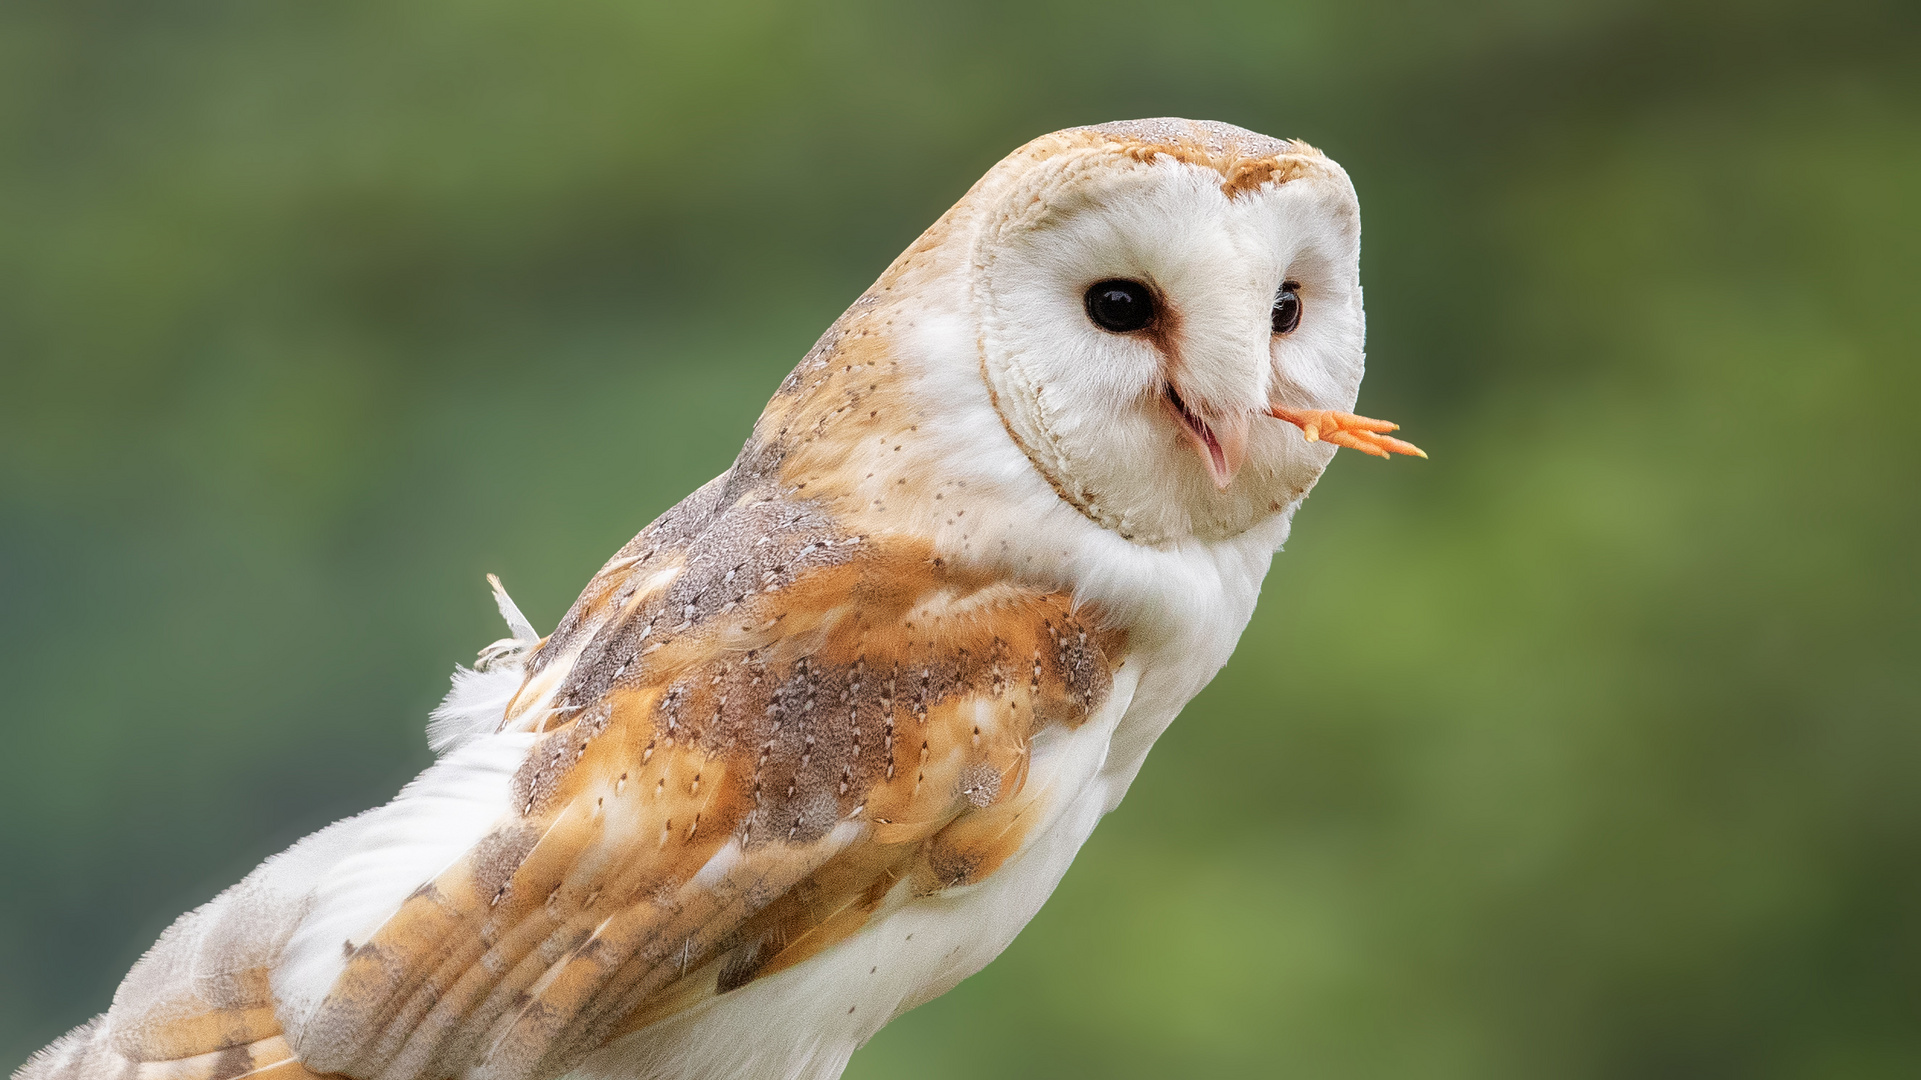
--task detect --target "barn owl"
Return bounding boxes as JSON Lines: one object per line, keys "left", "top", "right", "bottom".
{"left": 17, "top": 118, "right": 1420, "bottom": 1080}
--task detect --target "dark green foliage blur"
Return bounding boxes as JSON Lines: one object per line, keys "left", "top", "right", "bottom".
{"left": 3, "top": 1, "right": 1917, "bottom": 1076}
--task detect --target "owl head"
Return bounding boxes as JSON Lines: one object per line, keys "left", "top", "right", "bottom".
{"left": 887, "top": 118, "right": 1369, "bottom": 547}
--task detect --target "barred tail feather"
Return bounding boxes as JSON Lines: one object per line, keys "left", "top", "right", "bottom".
{"left": 13, "top": 1022, "right": 329, "bottom": 1080}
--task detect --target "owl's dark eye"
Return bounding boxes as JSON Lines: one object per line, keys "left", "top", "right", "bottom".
{"left": 1084, "top": 279, "right": 1156, "bottom": 333}
{"left": 1272, "top": 282, "right": 1303, "bottom": 334}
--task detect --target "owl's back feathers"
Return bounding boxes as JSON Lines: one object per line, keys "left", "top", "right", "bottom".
{"left": 22, "top": 379, "right": 1125, "bottom": 1080}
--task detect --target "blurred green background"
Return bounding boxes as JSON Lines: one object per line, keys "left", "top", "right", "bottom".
{"left": 3, "top": 1, "right": 1917, "bottom": 1076}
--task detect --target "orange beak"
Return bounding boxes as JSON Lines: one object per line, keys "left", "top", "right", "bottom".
{"left": 1267, "top": 405, "right": 1427, "bottom": 460}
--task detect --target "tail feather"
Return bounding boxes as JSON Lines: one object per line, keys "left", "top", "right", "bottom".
{"left": 13, "top": 1021, "right": 329, "bottom": 1080}
{"left": 12, "top": 1017, "right": 107, "bottom": 1080}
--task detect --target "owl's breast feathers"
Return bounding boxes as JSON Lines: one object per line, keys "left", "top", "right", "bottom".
{"left": 33, "top": 329, "right": 1126, "bottom": 1080}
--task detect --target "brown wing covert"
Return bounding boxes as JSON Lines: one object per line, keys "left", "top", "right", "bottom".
{"left": 291, "top": 477, "right": 1123, "bottom": 1080}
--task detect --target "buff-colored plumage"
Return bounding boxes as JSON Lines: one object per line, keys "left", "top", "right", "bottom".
{"left": 17, "top": 118, "right": 1418, "bottom": 1080}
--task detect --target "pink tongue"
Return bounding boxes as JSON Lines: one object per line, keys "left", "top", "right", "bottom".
{"left": 1168, "top": 386, "right": 1241, "bottom": 488}
{"left": 1204, "top": 432, "right": 1231, "bottom": 483}
{"left": 1184, "top": 417, "right": 1234, "bottom": 488}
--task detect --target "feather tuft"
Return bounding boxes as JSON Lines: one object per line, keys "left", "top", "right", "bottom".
{"left": 426, "top": 663, "right": 525, "bottom": 754}
{"left": 428, "top": 574, "right": 542, "bottom": 754}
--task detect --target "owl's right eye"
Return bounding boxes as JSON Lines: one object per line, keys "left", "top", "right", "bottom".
{"left": 1084, "top": 279, "right": 1157, "bottom": 333}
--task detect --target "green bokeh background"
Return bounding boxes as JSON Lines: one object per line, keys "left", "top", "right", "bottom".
{"left": 3, "top": 1, "right": 1917, "bottom": 1076}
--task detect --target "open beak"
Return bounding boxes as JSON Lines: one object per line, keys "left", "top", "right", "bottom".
{"left": 1165, "top": 384, "right": 1251, "bottom": 489}
{"left": 1165, "top": 387, "right": 1428, "bottom": 489}
{"left": 1267, "top": 405, "right": 1427, "bottom": 460}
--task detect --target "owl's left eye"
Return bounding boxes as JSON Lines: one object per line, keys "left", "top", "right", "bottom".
{"left": 1272, "top": 282, "right": 1303, "bottom": 334}
{"left": 1084, "top": 279, "right": 1157, "bottom": 333}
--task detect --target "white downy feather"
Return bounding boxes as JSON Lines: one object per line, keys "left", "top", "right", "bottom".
{"left": 427, "top": 663, "right": 529, "bottom": 754}
{"left": 431, "top": 574, "right": 542, "bottom": 753}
